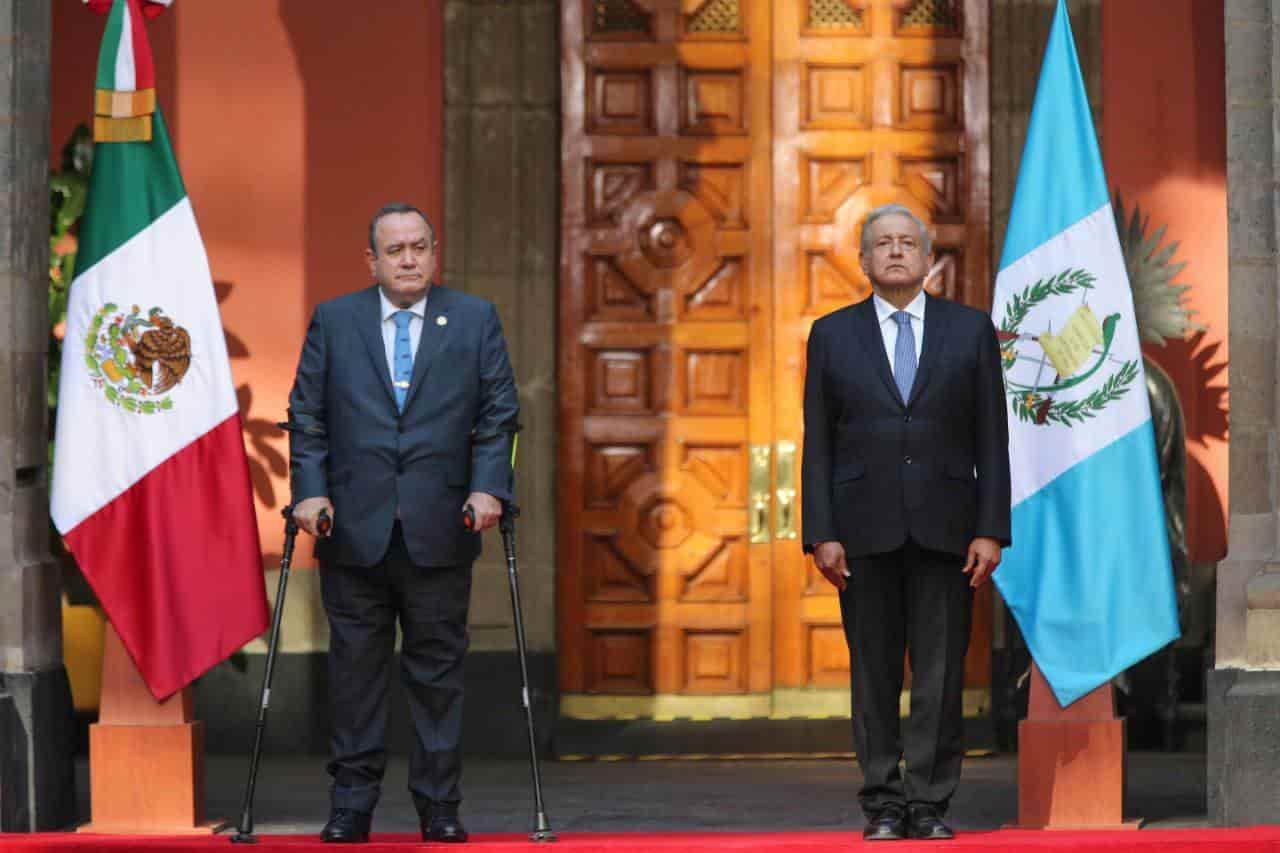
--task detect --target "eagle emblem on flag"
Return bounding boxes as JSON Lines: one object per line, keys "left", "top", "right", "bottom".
{"left": 84, "top": 303, "right": 191, "bottom": 413}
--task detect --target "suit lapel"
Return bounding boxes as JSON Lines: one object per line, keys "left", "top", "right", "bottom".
{"left": 356, "top": 286, "right": 398, "bottom": 407}
{"left": 402, "top": 283, "right": 452, "bottom": 411}
{"left": 852, "top": 297, "right": 904, "bottom": 407}
{"left": 907, "top": 294, "right": 950, "bottom": 408}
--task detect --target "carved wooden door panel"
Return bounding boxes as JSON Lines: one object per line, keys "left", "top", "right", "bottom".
{"left": 770, "top": 0, "right": 993, "bottom": 709}
{"left": 559, "top": 0, "right": 992, "bottom": 719}
{"left": 558, "top": 0, "right": 777, "bottom": 716}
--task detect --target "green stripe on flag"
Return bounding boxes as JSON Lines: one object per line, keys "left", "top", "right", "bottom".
{"left": 95, "top": 0, "right": 127, "bottom": 91}
{"left": 76, "top": 110, "right": 187, "bottom": 277}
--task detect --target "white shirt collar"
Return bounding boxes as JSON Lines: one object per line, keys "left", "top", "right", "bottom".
{"left": 873, "top": 289, "right": 927, "bottom": 325}
{"left": 379, "top": 287, "right": 428, "bottom": 323}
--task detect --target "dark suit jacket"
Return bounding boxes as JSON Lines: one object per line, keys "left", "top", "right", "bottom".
{"left": 288, "top": 284, "right": 520, "bottom": 568}
{"left": 801, "top": 294, "right": 1011, "bottom": 559}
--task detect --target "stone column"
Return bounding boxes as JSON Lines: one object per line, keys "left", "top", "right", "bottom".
{"left": 0, "top": 0, "right": 76, "bottom": 832}
{"left": 443, "top": 0, "right": 560, "bottom": 750}
{"left": 1207, "top": 0, "right": 1280, "bottom": 827}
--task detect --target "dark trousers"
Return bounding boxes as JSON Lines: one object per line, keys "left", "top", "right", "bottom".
{"left": 319, "top": 521, "right": 472, "bottom": 813}
{"left": 838, "top": 539, "right": 973, "bottom": 816}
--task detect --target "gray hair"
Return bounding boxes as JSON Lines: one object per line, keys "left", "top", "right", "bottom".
{"left": 859, "top": 204, "right": 932, "bottom": 256}
{"left": 368, "top": 202, "right": 436, "bottom": 254}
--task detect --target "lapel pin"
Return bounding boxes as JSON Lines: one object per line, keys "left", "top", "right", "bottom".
{"left": 436, "top": 315, "right": 448, "bottom": 326}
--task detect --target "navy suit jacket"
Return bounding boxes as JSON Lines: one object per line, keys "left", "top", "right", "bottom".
{"left": 801, "top": 294, "right": 1011, "bottom": 559}
{"left": 288, "top": 284, "right": 520, "bottom": 568}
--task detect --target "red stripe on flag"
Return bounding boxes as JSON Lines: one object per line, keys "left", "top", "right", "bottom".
{"left": 64, "top": 414, "right": 268, "bottom": 701}
{"left": 125, "top": 0, "right": 156, "bottom": 90}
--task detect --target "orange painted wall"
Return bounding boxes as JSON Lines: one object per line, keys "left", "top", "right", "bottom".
{"left": 53, "top": 1, "right": 444, "bottom": 565}
{"left": 1102, "top": 1, "right": 1229, "bottom": 563}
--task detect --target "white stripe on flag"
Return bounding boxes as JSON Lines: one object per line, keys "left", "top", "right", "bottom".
{"left": 114, "top": 0, "right": 136, "bottom": 92}
{"left": 996, "top": 203, "right": 1152, "bottom": 507}
{"left": 51, "top": 198, "right": 240, "bottom": 533}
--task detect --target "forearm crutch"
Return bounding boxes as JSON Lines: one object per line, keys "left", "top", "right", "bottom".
{"left": 464, "top": 432, "right": 556, "bottom": 842}
{"left": 231, "top": 420, "right": 330, "bottom": 844}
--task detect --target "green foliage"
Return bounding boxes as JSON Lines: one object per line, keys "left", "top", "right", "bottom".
{"left": 49, "top": 124, "right": 95, "bottom": 413}
{"left": 1010, "top": 360, "right": 1140, "bottom": 427}
{"left": 998, "top": 268, "right": 1095, "bottom": 335}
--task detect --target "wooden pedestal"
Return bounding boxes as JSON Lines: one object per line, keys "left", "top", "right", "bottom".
{"left": 78, "top": 624, "right": 217, "bottom": 834}
{"left": 1015, "top": 664, "right": 1139, "bottom": 830}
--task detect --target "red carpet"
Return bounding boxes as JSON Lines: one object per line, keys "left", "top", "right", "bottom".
{"left": 4, "top": 829, "right": 1280, "bottom": 852}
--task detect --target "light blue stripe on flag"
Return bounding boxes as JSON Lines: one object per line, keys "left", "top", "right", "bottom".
{"left": 992, "top": 0, "right": 1179, "bottom": 707}
{"left": 998, "top": 0, "right": 1109, "bottom": 271}
{"left": 996, "top": 425, "right": 1179, "bottom": 706}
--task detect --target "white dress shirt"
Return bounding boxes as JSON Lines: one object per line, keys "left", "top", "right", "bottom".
{"left": 872, "top": 290, "right": 926, "bottom": 378}
{"left": 378, "top": 288, "right": 428, "bottom": 383}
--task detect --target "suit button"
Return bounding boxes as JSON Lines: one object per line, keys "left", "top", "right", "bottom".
{"left": 397, "top": 464, "right": 405, "bottom": 475}
{"left": 904, "top": 455, "right": 913, "bottom": 465}
{"left": 904, "top": 415, "right": 912, "bottom": 423}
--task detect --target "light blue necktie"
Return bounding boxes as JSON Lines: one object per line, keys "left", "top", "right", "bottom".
{"left": 892, "top": 310, "right": 917, "bottom": 403}
{"left": 392, "top": 310, "right": 414, "bottom": 413}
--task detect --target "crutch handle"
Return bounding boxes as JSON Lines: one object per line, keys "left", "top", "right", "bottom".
{"left": 462, "top": 504, "right": 476, "bottom": 531}
{"left": 316, "top": 508, "right": 333, "bottom": 537}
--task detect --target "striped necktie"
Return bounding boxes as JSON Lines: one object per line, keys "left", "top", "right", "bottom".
{"left": 892, "top": 310, "right": 917, "bottom": 403}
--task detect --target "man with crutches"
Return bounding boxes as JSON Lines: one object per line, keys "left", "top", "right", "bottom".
{"left": 286, "top": 202, "right": 520, "bottom": 844}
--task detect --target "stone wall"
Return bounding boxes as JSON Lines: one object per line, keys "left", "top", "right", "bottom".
{"left": 1216, "top": 0, "right": 1278, "bottom": 671}
{"left": 991, "top": 0, "right": 1102, "bottom": 263}
{"left": 443, "top": 0, "right": 560, "bottom": 656}
{"left": 1208, "top": 0, "right": 1280, "bottom": 827}
{"left": 0, "top": 0, "right": 75, "bottom": 830}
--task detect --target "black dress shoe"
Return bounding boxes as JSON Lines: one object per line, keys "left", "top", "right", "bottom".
{"left": 424, "top": 813, "right": 469, "bottom": 843}
{"left": 907, "top": 805, "right": 954, "bottom": 840}
{"left": 863, "top": 806, "right": 907, "bottom": 841}
{"left": 320, "top": 808, "right": 371, "bottom": 843}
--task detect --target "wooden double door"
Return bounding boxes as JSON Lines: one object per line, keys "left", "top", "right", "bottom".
{"left": 558, "top": 0, "right": 991, "bottom": 719}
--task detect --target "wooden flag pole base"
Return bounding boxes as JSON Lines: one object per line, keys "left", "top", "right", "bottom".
{"left": 78, "top": 624, "right": 218, "bottom": 835}
{"left": 1011, "top": 663, "right": 1139, "bottom": 830}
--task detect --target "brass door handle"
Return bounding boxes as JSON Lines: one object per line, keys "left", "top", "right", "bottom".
{"left": 775, "top": 440, "right": 797, "bottom": 540}
{"left": 749, "top": 444, "right": 772, "bottom": 544}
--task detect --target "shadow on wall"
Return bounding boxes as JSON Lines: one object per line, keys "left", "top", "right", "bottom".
{"left": 1145, "top": 322, "right": 1229, "bottom": 564}
{"left": 1160, "top": 329, "right": 1228, "bottom": 562}
{"left": 1162, "top": 330, "right": 1228, "bottom": 445}
{"left": 218, "top": 280, "right": 287, "bottom": 544}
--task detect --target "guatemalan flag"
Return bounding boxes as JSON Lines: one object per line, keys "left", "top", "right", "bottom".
{"left": 51, "top": 0, "right": 267, "bottom": 700}
{"left": 991, "top": 0, "right": 1179, "bottom": 706}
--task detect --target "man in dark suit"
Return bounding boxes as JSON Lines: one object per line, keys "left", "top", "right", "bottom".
{"left": 801, "top": 204, "right": 1011, "bottom": 841}
{"left": 288, "top": 202, "right": 519, "bottom": 844}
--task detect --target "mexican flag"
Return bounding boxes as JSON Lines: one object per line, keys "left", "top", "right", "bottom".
{"left": 51, "top": 0, "right": 267, "bottom": 701}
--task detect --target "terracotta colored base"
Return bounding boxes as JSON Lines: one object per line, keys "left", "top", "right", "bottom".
{"left": 80, "top": 720, "right": 212, "bottom": 834}
{"left": 1006, "top": 819, "right": 1144, "bottom": 831}
{"left": 77, "top": 821, "right": 222, "bottom": 836}
{"left": 81, "top": 625, "right": 216, "bottom": 835}
{"left": 1017, "top": 665, "right": 1130, "bottom": 829}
